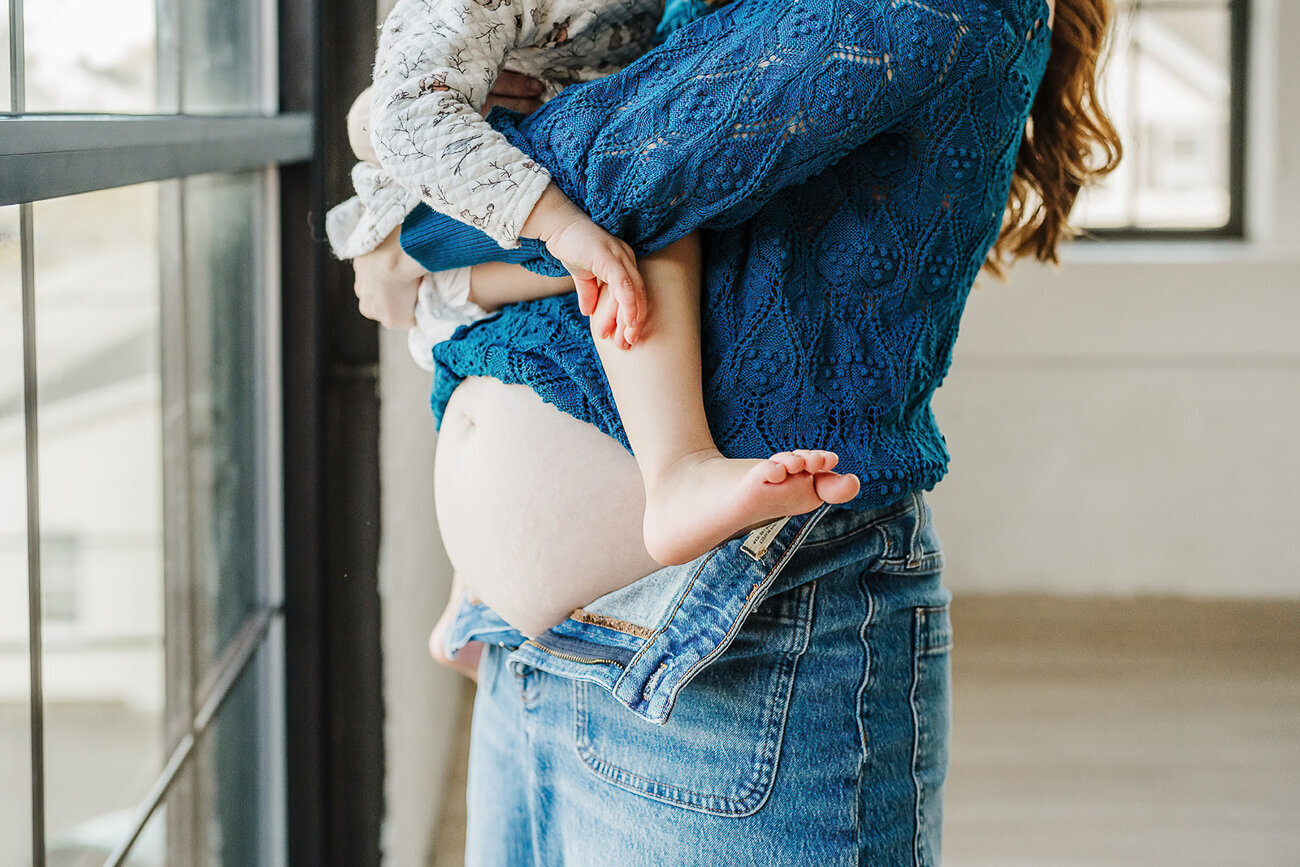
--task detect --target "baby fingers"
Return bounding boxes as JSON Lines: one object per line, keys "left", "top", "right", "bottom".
{"left": 574, "top": 279, "right": 600, "bottom": 318}
{"left": 613, "top": 277, "right": 645, "bottom": 346}
{"left": 591, "top": 290, "right": 619, "bottom": 342}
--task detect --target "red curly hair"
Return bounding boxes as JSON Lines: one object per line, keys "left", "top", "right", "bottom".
{"left": 987, "top": 0, "right": 1124, "bottom": 275}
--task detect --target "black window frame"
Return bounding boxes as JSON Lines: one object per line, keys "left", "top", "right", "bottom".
{"left": 2, "top": 0, "right": 387, "bottom": 862}
{"left": 1083, "top": 0, "right": 1251, "bottom": 241}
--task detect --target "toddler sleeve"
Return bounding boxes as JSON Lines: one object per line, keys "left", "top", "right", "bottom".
{"left": 407, "top": 268, "right": 490, "bottom": 371}
{"left": 492, "top": 0, "right": 972, "bottom": 250}
{"left": 353, "top": 0, "right": 552, "bottom": 256}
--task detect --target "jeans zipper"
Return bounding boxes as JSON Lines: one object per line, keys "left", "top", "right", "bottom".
{"left": 524, "top": 639, "right": 625, "bottom": 668}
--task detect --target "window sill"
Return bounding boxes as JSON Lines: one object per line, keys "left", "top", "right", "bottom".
{"left": 1059, "top": 238, "right": 1299, "bottom": 267}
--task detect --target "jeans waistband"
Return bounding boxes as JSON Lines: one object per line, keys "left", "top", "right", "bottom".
{"left": 450, "top": 491, "right": 940, "bottom": 725}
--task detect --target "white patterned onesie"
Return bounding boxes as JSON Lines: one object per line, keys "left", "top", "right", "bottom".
{"left": 326, "top": 0, "right": 664, "bottom": 368}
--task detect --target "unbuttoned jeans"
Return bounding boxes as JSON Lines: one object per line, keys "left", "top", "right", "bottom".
{"left": 459, "top": 492, "right": 951, "bottom": 866}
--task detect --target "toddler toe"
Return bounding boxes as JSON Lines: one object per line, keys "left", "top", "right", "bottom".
{"left": 771, "top": 452, "right": 807, "bottom": 475}
{"left": 756, "top": 459, "right": 790, "bottom": 485}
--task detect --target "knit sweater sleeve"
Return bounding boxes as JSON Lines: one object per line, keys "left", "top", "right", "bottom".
{"left": 361, "top": 0, "right": 552, "bottom": 253}
{"left": 491, "top": 0, "right": 972, "bottom": 250}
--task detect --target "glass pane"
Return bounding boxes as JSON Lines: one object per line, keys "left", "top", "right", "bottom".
{"left": 0, "top": 205, "right": 32, "bottom": 867}
{"left": 181, "top": 0, "right": 267, "bottom": 113}
{"left": 1076, "top": 0, "right": 1233, "bottom": 229}
{"left": 171, "top": 635, "right": 283, "bottom": 865}
{"left": 1, "top": 9, "right": 11, "bottom": 112}
{"left": 24, "top": 0, "right": 158, "bottom": 113}
{"left": 124, "top": 786, "right": 173, "bottom": 867}
{"left": 45, "top": 758, "right": 184, "bottom": 866}
{"left": 32, "top": 184, "right": 166, "bottom": 851}
{"left": 181, "top": 172, "right": 269, "bottom": 671}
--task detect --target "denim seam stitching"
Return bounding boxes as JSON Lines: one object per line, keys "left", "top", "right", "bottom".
{"left": 656, "top": 513, "right": 826, "bottom": 712}
{"left": 910, "top": 608, "right": 924, "bottom": 867}
{"left": 854, "top": 575, "right": 875, "bottom": 858}
{"left": 799, "top": 499, "right": 917, "bottom": 550}
{"left": 622, "top": 547, "right": 721, "bottom": 674}
{"left": 855, "top": 579, "right": 875, "bottom": 763}
{"left": 573, "top": 584, "right": 815, "bottom": 816}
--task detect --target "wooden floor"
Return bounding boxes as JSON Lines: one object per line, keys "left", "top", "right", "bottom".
{"left": 431, "top": 595, "right": 1300, "bottom": 866}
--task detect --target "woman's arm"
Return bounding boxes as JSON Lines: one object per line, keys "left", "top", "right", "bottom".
{"left": 487, "top": 0, "right": 969, "bottom": 252}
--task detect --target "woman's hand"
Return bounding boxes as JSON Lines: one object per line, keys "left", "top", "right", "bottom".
{"left": 429, "top": 573, "right": 482, "bottom": 682}
{"left": 479, "top": 71, "right": 545, "bottom": 117}
{"left": 352, "top": 227, "right": 425, "bottom": 329}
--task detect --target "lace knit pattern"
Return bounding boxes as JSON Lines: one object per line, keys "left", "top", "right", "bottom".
{"left": 429, "top": 0, "right": 1053, "bottom": 508}
{"left": 325, "top": 0, "right": 664, "bottom": 259}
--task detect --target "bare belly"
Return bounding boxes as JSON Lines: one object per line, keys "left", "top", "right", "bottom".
{"left": 434, "top": 376, "right": 661, "bottom": 636}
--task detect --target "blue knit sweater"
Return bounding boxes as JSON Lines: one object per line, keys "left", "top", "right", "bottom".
{"left": 409, "top": 0, "right": 1052, "bottom": 508}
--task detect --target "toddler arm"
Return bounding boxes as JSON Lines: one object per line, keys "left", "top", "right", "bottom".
{"left": 368, "top": 0, "right": 551, "bottom": 249}
{"left": 466, "top": 262, "right": 576, "bottom": 313}
{"left": 328, "top": 0, "right": 552, "bottom": 260}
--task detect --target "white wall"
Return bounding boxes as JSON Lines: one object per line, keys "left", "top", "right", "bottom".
{"left": 371, "top": 0, "right": 468, "bottom": 857}
{"left": 929, "top": 0, "right": 1300, "bottom": 598}
{"left": 378, "top": 329, "right": 463, "bottom": 867}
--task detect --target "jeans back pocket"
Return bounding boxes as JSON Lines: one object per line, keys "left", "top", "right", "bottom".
{"left": 573, "top": 582, "right": 814, "bottom": 816}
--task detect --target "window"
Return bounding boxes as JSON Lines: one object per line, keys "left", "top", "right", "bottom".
{"left": 1074, "top": 0, "right": 1249, "bottom": 236}
{"left": 2, "top": 0, "right": 311, "bottom": 862}
{"left": 38, "top": 535, "right": 77, "bottom": 625}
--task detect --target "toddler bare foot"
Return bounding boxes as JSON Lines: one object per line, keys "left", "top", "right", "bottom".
{"left": 642, "top": 449, "right": 860, "bottom": 566}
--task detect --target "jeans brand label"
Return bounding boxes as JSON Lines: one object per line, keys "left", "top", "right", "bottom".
{"left": 742, "top": 516, "right": 790, "bottom": 561}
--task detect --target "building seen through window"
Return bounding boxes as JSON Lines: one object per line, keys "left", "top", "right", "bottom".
{"left": 3, "top": 0, "right": 294, "bottom": 861}
{"left": 1073, "top": 0, "right": 1246, "bottom": 234}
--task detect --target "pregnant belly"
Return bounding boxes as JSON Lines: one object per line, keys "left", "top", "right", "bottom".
{"left": 434, "top": 376, "right": 661, "bottom": 637}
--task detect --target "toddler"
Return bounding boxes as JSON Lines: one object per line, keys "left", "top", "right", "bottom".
{"left": 327, "top": 0, "right": 859, "bottom": 569}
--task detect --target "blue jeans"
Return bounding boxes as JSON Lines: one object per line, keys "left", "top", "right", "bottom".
{"left": 453, "top": 492, "right": 952, "bottom": 866}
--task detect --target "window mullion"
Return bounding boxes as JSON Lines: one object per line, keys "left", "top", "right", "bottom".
{"left": 8, "top": 0, "right": 23, "bottom": 112}
{"left": 158, "top": 177, "right": 201, "bottom": 866}
{"left": 157, "top": 0, "right": 182, "bottom": 114}
{"left": 1226, "top": 0, "right": 1249, "bottom": 237}
{"left": 19, "top": 197, "right": 46, "bottom": 867}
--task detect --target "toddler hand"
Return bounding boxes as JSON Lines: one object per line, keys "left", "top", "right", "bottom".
{"left": 522, "top": 185, "right": 646, "bottom": 349}
{"left": 546, "top": 219, "right": 646, "bottom": 349}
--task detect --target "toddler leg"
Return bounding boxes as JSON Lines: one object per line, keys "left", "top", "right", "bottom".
{"left": 591, "top": 233, "right": 860, "bottom": 566}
